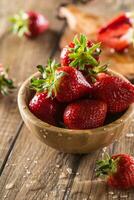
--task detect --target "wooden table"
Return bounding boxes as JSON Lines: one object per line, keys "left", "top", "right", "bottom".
{"left": 0, "top": 1, "right": 134, "bottom": 199}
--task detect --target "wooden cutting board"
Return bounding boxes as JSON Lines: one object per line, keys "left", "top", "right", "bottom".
{"left": 58, "top": 1, "right": 134, "bottom": 82}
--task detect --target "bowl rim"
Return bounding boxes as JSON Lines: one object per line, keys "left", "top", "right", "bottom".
{"left": 18, "top": 70, "right": 134, "bottom": 135}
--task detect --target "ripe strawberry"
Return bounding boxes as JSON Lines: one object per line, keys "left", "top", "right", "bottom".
{"left": 93, "top": 73, "right": 134, "bottom": 113}
{"left": 97, "top": 13, "right": 133, "bottom": 52}
{"left": 0, "top": 64, "right": 15, "bottom": 96}
{"left": 96, "top": 154, "right": 134, "bottom": 189}
{"left": 60, "top": 34, "right": 101, "bottom": 71}
{"left": 10, "top": 11, "right": 49, "bottom": 38}
{"left": 30, "top": 60, "right": 92, "bottom": 102}
{"left": 63, "top": 99, "right": 107, "bottom": 129}
{"left": 29, "top": 92, "right": 59, "bottom": 126}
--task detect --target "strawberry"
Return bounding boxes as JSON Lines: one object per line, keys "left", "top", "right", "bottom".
{"left": 30, "top": 60, "right": 92, "bottom": 102}
{"left": 63, "top": 99, "right": 107, "bottom": 129}
{"left": 60, "top": 34, "right": 101, "bottom": 71}
{"left": 93, "top": 73, "right": 134, "bottom": 113}
{"left": 29, "top": 92, "right": 59, "bottom": 126}
{"left": 96, "top": 154, "right": 134, "bottom": 189}
{"left": 0, "top": 64, "right": 15, "bottom": 96}
{"left": 97, "top": 13, "right": 133, "bottom": 52}
{"left": 10, "top": 11, "right": 49, "bottom": 38}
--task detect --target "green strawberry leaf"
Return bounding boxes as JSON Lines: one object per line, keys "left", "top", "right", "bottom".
{"left": 68, "top": 34, "right": 101, "bottom": 69}
{"left": 0, "top": 70, "right": 15, "bottom": 96}
{"left": 87, "top": 42, "right": 101, "bottom": 54}
{"left": 95, "top": 153, "right": 119, "bottom": 177}
{"left": 9, "top": 11, "right": 30, "bottom": 37}
{"left": 30, "top": 59, "right": 65, "bottom": 98}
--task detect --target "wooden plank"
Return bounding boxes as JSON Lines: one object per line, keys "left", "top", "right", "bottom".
{"left": 0, "top": 114, "right": 134, "bottom": 199}
{"left": 0, "top": 124, "right": 80, "bottom": 200}
{"left": 0, "top": 0, "right": 66, "bottom": 170}
{"left": 63, "top": 120, "right": 134, "bottom": 200}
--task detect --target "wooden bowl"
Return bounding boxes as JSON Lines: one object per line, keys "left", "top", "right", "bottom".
{"left": 18, "top": 70, "right": 134, "bottom": 154}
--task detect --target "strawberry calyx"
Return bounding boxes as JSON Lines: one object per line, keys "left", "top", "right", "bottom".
{"left": 30, "top": 60, "right": 66, "bottom": 98}
{"left": 96, "top": 153, "right": 119, "bottom": 177}
{"left": 68, "top": 34, "right": 101, "bottom": 70}
{"left": 10, "top": 11, "right": 30, "bottom": 37}
{"left": 0, "top": 68, "right": 15, "bottom": 96}
{"left": 87, "top": 64, "right": 108, "bottom": 83}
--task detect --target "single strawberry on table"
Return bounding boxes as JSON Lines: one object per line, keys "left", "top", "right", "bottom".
{"left": 10, "top": 11, "right": 49, "bottom": 38}
{"left": 0, "top": 64, "right": 15, "bottom": 96}
{"left": 97, "top": 12, "right": 134, "bottom": 52}
{"left": 30, "top": 60, "right": 92, "bottom": 103}
{"left": 92, "top": 72, "right": 134, "bottom": 113}
{"left": 96, "top": 153, "right": 134, "bottom": 189}
{"left": 60, "top": 34, "right": 101, "bottom": 71}
{"left": 63, "top": 99, "right": 107, "bottom": 129}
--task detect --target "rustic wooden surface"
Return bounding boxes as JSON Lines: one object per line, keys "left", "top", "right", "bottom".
{"left": 0, "top": 0, "right": 134, "bottom": 200}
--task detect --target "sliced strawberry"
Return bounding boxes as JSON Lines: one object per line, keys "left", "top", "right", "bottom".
{"left": 30, "top": 60, "right": 92, "bottom": 103}
{"left": 93, "top": 73, "right": 134, "bottom": 113}
{"left": 96, "top": 154, "right": 134, "bottom": 189}
{"left": 63, "top": 99, "right": 107, "bottom": 129}
{"left": 99, "top": 13, "right": 132, "bottom": 34}
{"left": 98, "top": 13, "right": 132, "bottom": 52}
{"left": 10, "top": 11, "right": 49, "bottom": 38}
{"left": 98, "top": 35, "right": 129, "bottom": 52}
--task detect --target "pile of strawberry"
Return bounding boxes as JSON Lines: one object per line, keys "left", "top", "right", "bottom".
{"left": 29, "top": 34, "right": 134, "bottom": 129}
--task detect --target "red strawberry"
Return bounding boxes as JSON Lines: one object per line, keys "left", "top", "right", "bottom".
{"left": 98, "top": 13, "right": 133, "bottom": 52}
{"left": 96, "top": 154, "right": 134, "bottom": 189}
{"left": 10, "top": 11, "right": 49, "bottom": 38}
{"left": 63, "top": 99, "right": 107, "bottom": 129}
{"left": 93, "top": 73, "right": 134, "bottom": 113}
{"left": 0, "top": 64, "right": 15, "bottom": 96}
{"left": 29, "top": 92, "right": 59, "bottom": 126}
{"left": 30, "top": 60, "right": 92, "bottom": 102}
{"left": 60, "top": 34, "right": 101, "bottom": 71}
{"left": 56, "top": 66, "right": 91, "bottom": 102}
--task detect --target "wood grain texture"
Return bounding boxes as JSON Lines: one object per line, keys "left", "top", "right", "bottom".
{"left": 64, "top": 121, "right": 134, "bottom": 200}
{"left": 0, "top": 119, "right": 134, "bottom": 199}
{"left": 0, "top": 0, "right": 66, "bottom": 170}
{"left": 0, "top": 124, "right": 80, "bottom": 200}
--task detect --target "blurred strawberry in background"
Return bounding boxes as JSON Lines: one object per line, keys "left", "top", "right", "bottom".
{"left": 10, "top": 11, "right": 49, "bottom": 38}
{"left": 0, "top": 64, "right": 15, "bottom": 96}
